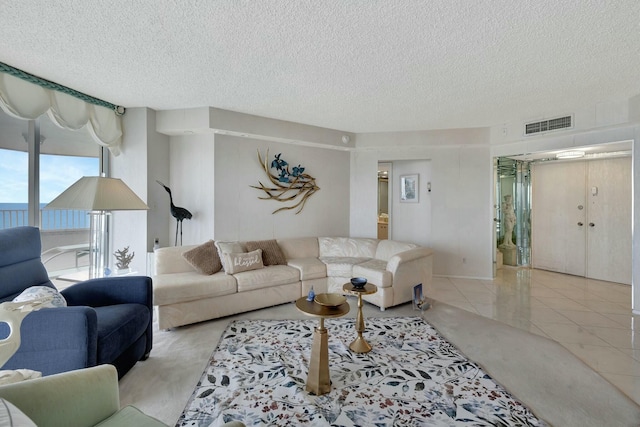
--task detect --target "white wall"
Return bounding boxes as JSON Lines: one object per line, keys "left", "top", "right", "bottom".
{"left": 157, "top": 107, "right": 356, "bottom": 150}
{"left": 159, "top": 107, "right": 354, "bottom": 245}
{"left": 390, "top": 160, "right": 431, "bottom": 247}
{"left": 111, "top": 108, "right": 151, "bottom": 275}
{"left": 490, "top": 96, "right": 633, "bottom": 145}
{"left": 166, "top": 132, "right": 350, "bottom": 245}
{"left": 353, "top": 128, "right": 493, "bottom": 279}
{"left": 633, "top": 129, "right": 640, "bottom": 314}
{"left": 168, "top": 133, "right": 216, "bottom": 245}
{"left": 146, "top": 109, "right": 171, "bottom": 251}
{"left": 214, "top": 135, "right": 350, "bottom": 241}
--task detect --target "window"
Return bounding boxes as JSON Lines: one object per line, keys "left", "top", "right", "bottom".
{"left": 0, "top": 109, "right": 103, "bottom": 276}
{"left": 0, "top": 147, "right": 28, "bottom": 228}
{"left": 0, "top": 110, "right": 102, "bottom": 230}
{"left": 38, "top": 113, "right": 100, "bottom": 231}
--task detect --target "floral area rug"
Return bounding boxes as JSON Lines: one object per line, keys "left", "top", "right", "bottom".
{"left": 177, "top": 317, "right": 548, "bottom": 426}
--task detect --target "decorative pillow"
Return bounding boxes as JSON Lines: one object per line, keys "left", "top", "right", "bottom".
{"left": 245, "top": 240, "right": 287, "bottom": 266}
{"left": 215, "top": 241, "right": 247, "bottom": 271}
{"left": 0, "top": 399, "right": 36, "bottom": 427}
{"left": 182, "top": 240, "right": 222, "bottom": 275}
{"left": 222, "top": 249, "right": 264, "bottom": 274}
{"left": 13, "top": 286, "right": 66, "bottom": 308}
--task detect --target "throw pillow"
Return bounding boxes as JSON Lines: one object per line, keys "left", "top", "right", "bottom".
{"left": 223, "top": 249, "right": 264, "bottom": 274}
{"left": 215, "top": 241, "right": 247, "bottom": 271}
{"left": 245, "top": 240, "right": 287, "bottom": 266}
{"left": 13, "top": 286, "right": 66, "bottom": 308}
{"left": 0, "top": 399, "right": 36, "bottom": 427}
{"left": 182, "top": 240, "right": 222, "bottom": 275}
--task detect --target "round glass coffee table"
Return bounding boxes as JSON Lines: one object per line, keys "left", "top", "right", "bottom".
{"left": 295, "top": 296, "right": 350, "bottom": 395}
{"left": 342, "top": 282, "right": 378, "bottom": 353}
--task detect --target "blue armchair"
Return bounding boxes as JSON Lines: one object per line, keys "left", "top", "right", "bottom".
{"left": 0, "top": 226, "right": 152, "bottom": 378}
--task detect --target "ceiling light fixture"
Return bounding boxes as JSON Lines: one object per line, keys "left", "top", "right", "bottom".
{"left": 556, "top": 150, "right": 585, "bottom": 159}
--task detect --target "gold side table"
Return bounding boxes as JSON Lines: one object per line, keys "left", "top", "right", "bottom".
{"left": 295, "top": 296, "right": 350, "bottom": 395}
{"left": 342, "top": 283, "right": 378, "bottom": 353}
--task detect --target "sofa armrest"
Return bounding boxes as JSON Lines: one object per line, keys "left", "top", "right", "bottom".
{"left": 61, "top": 276, "right": 152, "bottom": 308}
{"left": 386, "top": 247, "right": 433, "bottom": 273}
{"left": 0, "top": 364, "right": 119, "bottom": 427}
{"left": 385, "top": 247, "right": 433, "bottom": 306}
{"left": 61, "top": 276, "right": 154, "bottom": 360}
{"left": 1, "top": 307, "right": 98, "bottom": 375}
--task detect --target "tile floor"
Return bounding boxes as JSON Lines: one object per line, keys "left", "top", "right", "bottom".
{"left": 426, "top": 268, "right": 640, "bottom": 405}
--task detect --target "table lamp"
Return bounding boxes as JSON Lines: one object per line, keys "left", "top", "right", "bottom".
{"left": 45, "top": 176, "right": 148, "bottom": 279}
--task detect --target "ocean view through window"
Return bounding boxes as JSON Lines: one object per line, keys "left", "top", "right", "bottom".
{"left": 0, "top": 203, "right": 90, "bottom": 230}
{"left": 1, "top": 110, "right": 101, "bottom": 281}
{"left": 0, "top": 108, "right": 100, "bottom": 231}
{"left": 0, "top": 150, "right": 99, "bottom": 230}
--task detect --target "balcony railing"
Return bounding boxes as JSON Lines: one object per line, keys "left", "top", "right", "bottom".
{"left": 0, "top": 208, "right": 90, "bottom": 230}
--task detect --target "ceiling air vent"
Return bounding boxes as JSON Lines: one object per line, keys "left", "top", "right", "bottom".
{"left": 524, "top": 115, "right": 572, "bottom": 136}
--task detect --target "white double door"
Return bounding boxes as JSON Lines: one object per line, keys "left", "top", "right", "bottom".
{"left": 531, "top": 157, "right": 631, "bottom": 285}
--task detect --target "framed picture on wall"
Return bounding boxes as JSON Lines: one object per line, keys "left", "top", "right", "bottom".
{"left": 400, "top": 174, "right": 419, "bottom": 203}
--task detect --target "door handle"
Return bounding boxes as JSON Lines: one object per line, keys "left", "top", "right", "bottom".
{"left": 577, "top": 222, "right": 583, "bottom": 226}
{"left": 589, "top": 222, "right": 595, "bottom": 227}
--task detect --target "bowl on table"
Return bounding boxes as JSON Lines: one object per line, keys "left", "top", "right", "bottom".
{"left": 314, "top": 293, "right": 347, "bottom": 307}
{"left": 350, "top": 277, "right": 367, "bottom": 289}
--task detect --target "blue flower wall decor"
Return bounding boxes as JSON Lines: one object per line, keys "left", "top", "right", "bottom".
{"left": 251, "top": 150, "right": 319, "bottom": 214}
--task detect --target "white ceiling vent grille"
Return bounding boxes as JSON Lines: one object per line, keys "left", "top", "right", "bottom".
{"left": 524, "top": 115, "right": 572, "bottom": 135}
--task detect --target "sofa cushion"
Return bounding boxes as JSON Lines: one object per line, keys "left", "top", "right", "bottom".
{"left": 318, "top": 237, "right": 379, "bottom": 258}
{"left": 94, "top": 304, "right": 150, "bottom": 364}
{"left": 245, "top": 240, "right": 287, "bottom": 266}
{"left": 276, "top": 237, "right": 319, "bottom": 260}
{"left": 215, "top": 241, "right": 247, "bottom": 271}
{"left": 352, "top": 259, "right": 393, "bottom": 288}
{"left": 223, "top": 249, "right": 264, "bottom": 274}
{"left": 155, "top": 245, "right": 198, "bottom": 275}
{"left": 235, "top": 265, "right": 300, "bottom": 292}
{"left": 375, "top": 240, "right": 419, "bottom": 261}
{"left": 153, "top": 272, "right": 237, "bottom": 306}
{"left": 319, "top": 256, "right": 370, "bottom": 277}
{"left": 287, "top": 257, "right": 326, "bottom": 280}
{"left": 182, "top": 240, "right": 222, "bottom": 275}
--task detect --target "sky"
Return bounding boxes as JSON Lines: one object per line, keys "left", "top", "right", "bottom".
{"left": 0, "top": 148, "right": 98, "bottom": 203}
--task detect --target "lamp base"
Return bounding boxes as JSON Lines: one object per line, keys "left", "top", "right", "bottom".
{"left": 89, "top": 211, "right": 110, "bottom": 279}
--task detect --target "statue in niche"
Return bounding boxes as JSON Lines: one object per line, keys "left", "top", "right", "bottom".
{"left": 500, "top": 194, "right": 516, "bottom": 248}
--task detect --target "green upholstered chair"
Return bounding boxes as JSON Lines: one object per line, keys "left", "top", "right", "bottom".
{"left": 0, "top": 364, "right": 167, "bottom": 427}
{"left": 0, "top": 364, "right": 247, "bottom": 427}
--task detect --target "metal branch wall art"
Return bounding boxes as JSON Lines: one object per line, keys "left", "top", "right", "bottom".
{"left": 251, "top": 150, "right": 320, "bottom": 214}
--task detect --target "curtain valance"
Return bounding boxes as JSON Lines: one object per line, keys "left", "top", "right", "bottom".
{"left": 0, "top": 71, "right": 122, "bottom": 155}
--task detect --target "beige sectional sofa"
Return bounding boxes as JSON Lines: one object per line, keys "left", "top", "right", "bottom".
{"left": 153, "top": 237, "right": 433, "bottom": 329}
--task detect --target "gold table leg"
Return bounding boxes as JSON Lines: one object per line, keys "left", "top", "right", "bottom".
{"left": 306, "top": 318, "right": 331, "bottom": 395}
{"left": 350, "top": 293, "right": 372, "bottom": 353}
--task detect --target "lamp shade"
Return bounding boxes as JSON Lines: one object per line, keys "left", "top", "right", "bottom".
{"left": 45, "top": 177, "right": 148, "bottom": 211}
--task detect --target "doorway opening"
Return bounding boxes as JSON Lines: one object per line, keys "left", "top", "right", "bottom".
{"left": 377, "top": 162, "right": 391, "bottom": 239}
{"left": 494, "top": 157, "right": 532, "bottom": 269}
{"left": 493, "top": 140, "right": 633, "bottom": 284}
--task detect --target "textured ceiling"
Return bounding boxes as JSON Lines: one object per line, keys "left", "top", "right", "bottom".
{"left": 2, "top": 1, "right": 639, "bottom": 133}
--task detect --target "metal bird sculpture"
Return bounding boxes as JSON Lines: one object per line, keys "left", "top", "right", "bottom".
{"left": 156, "top": 180, "right": 193, "bottom": 246}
